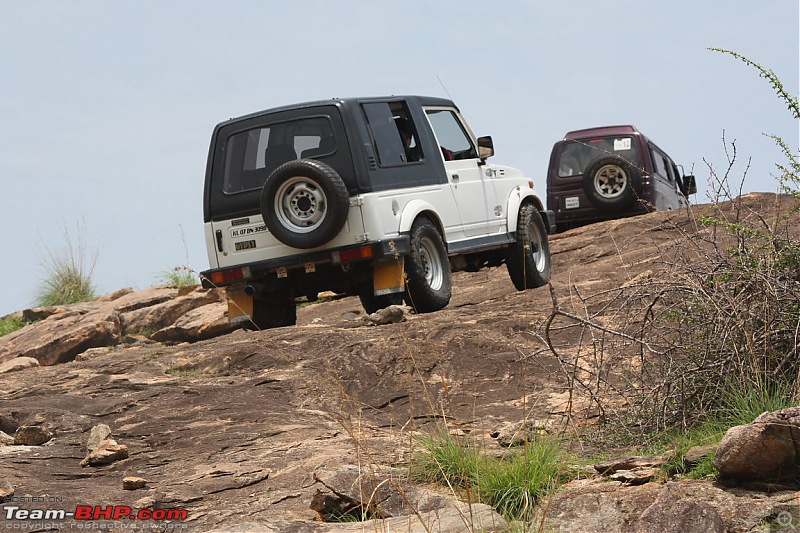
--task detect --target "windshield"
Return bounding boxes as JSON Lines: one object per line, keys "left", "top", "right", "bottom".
{"left": 557, "top": 136, "right": 640, "bottom": 177}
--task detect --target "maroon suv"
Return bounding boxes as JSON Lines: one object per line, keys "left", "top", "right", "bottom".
{"left": 546, "top": 125, "right": 696, "bottom": 232}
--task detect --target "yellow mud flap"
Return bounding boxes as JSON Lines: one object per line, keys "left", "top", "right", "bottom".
{"left": 373, "top": 257, "right": 404, "bottom": 296}
{"left": 225, "top": 284, "right": 254, "bottom": 324}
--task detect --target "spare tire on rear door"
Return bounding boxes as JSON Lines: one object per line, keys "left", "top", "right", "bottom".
{"left": 260, "top": 159, "right": 350, "bottom": 249}
{"left": 583, "top": 156, "right": 642, "bottom": 211}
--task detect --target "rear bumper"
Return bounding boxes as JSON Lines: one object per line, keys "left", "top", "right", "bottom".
{"left": 200, "top": 236, "right": 410, "bottom": 289}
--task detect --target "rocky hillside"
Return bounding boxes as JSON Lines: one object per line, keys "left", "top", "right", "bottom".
{"left": 1, "top": 193, "right": 799, "bottom": 532}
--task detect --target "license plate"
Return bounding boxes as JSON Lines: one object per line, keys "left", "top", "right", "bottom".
{"left": 235, "top": 240, "right": 257, "bottom": 251}
{"left": 565, "top": 197, "right": 580, "bottom": 209}
{"left": 230, "top": 224, "right": 267, "bottom": 238}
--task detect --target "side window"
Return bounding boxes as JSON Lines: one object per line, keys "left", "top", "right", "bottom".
{"left": 650, "top": 146, "right": 672, "bottom": 182}
{"left": 362, "top": 101, "right": 422, "bottom": 166}
{"left": 425, "top": 109, "right": 477, "bottom": 161}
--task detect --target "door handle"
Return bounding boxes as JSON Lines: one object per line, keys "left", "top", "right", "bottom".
{"left": 451, "top": 174, "right": 459, "bottom": 182}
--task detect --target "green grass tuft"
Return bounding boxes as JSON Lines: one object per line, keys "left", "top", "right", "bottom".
{"left": 35, "top": 221, "right": 99, "bottom": 307}
{"left": 412, "top": 427, "right": 483, "bottom": 487}
{"left": 0, "top": 316, "right": 33, "bottom": 337}
{"left": 477, "top": 438, "right": 567, "bottom": 521}
{"left": 166, "top": 364, "right": 205, "bottom": 377}
{"left": 411, "top": 426, "right": 568, "bottom": 522}
{"left": 156, "top": 266, "right": 199, "bottom": 287}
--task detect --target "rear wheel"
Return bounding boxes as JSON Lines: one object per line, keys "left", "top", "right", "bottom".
{"left": 507, "top": 203, "right": 551, "bottom": 290}
{"left": 247, "top": 289, "right": 297, "bottom": 330}
{"left": 403, "top": 218, "right": 451, "bottom": 313}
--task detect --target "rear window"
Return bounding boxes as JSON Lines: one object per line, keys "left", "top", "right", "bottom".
{"left": 556, "top": 136, "right": 639, "bottom": 177}
{"left": 222, "top": 117, "right": 335, "bottom": 194}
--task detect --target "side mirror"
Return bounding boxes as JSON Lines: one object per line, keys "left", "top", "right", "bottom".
{"left": 477, "top": 136, "right": 494, "bottom": 159}
{"left": 683, "top": 175, "right": 697, "bottom": 195}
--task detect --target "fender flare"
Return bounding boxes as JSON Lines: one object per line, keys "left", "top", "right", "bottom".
{"left": 397, "top": 199, "right": 446, "bottom": 235}
{"left": 505, "top": 188, "right": 545, "bottom": 233}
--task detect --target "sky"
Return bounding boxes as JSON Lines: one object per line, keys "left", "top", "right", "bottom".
{"left": 1, "top": 1, "right": 798, "bottom": 316}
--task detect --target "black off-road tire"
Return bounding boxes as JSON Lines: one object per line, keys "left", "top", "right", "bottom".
{"left": 583, "top": 156, "right": 642, "bottom": 211}
{"left": 507, "top": 203, "right": 552, "bottom": 290}
{"left": 261, "top": 159, "right": 350, "bottom": 249}
{"left": 403, "top": 218, "right": 451, "bottom": 313}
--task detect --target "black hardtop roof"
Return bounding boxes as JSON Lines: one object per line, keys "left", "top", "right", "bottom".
{"left": 563, "top": 125, "right": 647, "bottom": 141}
{"left": 218, "top": 95, "right": 457, "bottom": 126}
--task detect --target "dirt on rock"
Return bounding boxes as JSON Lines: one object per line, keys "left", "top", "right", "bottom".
{"left": 1, "top": 193, "right": 798, "bottom": 532}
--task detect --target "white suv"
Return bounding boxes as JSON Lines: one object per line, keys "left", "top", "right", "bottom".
{"left": 201, "top": 96, "right": 554, "bottom": 329}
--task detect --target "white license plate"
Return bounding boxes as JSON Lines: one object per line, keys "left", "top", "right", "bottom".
{"left": 230, "top": 224, "right": 267, "bottom": 238}
{"left": 565, "top": 197, "right": 580, "bottom": 209}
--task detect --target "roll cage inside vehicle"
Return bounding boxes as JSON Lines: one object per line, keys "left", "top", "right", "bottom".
{"left": 201, "top": 95, "right": 555, "bottom": 329}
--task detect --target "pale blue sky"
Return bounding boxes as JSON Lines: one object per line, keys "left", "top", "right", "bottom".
{"left": 1, "top": 1, "right": 798, "bottom": 316}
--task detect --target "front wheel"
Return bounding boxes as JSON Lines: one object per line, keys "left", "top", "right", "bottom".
{"left": 507, "top": 203, "right": 551, "bottom": 290}
{"left": 403, "top": 218, "right": 451, "bottom": 313}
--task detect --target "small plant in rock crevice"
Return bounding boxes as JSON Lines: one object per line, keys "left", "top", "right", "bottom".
{"left": 411, "top": 426, "right": 569, "bottom": 522}
{"left": 156, "top": 265, "right": 199, "bottom": 287}
{"left": 35, "top": 220, "right": 99, "bottom": 307}
{"left": 0, "top": 316, "right": 35, "bottom": 337}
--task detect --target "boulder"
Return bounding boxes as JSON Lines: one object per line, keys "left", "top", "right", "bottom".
{"left": 311, "top": 465, "right": 458, "bottom": 524}
{"left": 0, "top": 431, "right": 14, "bottom": 446}
{"left": 715, "top": 407, "right": 800, "bottom": 482}
{"left": 104, "top": 286, "right": 178, "bottom": 313}
{"left": 537, "top": 478, "right": 790, "bottom": 533}
{"left": 123, "top": 477, "right": 147, "bottom": 490}
{"left": 80, "top": 439, "right": 129, "bottom": 467}
{"left": 0, "top": 481, "right": 13, "bottom": 502}
{"left": 0, "top": 356, "right": 39, "bottom": 374}
{"left": 120, "top": 287, "right": 224, "bottom": 335}
{"left": 365, "top": 305, "right": 406, "bottom": 326}
{"left": 86, "top": 424, "right": 112, "bottom": 452}
{"left": 0, "top": 286, "right": 236, "bottom": 365}
{"left": 312, "top": 466, "right": 415, "bottom": 520}
{"left": 594, "top": 455, "right": 668, "bottom": 476}
{"left": 150, "top": 301, "right": 237, "bottom": 343}
{"left": 492, "top": 419, "right": 551, "bottom": 447}
{"left": 13, "top": 426, "right": 53, "bottom": 446}
{"left": 609, "top": 467, "right": 660, "bottom": 485}
{"left": 634, "top": 482, "right": 724, "bottom": 533}
{"left": 0, "top": 307, "right": 121, "bottom": 366}
{"left": 683, "top": 444, "right": 717, "bottom": 470}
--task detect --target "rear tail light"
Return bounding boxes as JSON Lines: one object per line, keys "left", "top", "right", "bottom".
{"left": 335, "top": 245, "right": 374, "bottom": 263}
{"left": 210, "top": 266, "right": 250, "bottom": 285}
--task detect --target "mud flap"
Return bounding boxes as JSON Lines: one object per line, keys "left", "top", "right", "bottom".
{"left": 373, "top": 257, "right": 405, "bottom": 296}
{"left": 225, "top": 284, "right": 254, "bottom": 324}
